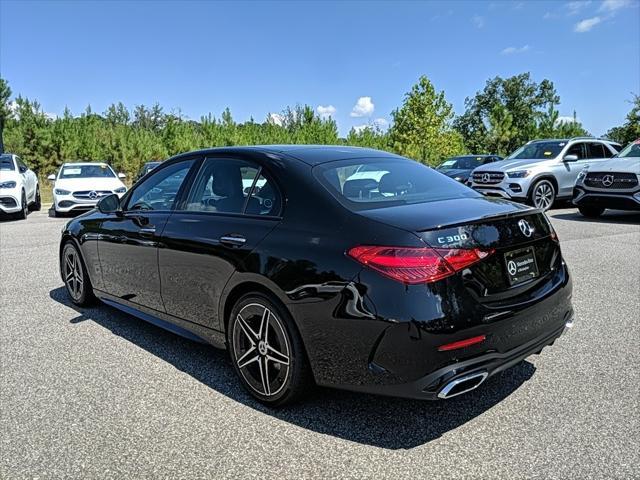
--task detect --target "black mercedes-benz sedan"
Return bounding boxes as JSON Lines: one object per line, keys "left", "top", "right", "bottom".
{"left": 59, "top": 146, "right": 574, "bottom": 406}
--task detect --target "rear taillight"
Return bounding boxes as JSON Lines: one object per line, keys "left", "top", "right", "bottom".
{"left": 347, "top": 245, "right": 494, "bottom": 284}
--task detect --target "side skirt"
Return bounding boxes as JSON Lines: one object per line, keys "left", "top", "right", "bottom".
{"left": 96, "top": 291, "right": 227, "bottom": 349}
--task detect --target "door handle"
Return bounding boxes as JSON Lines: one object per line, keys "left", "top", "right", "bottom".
{"left": 140, "top": 227, "right": 156, "bottom": 237}
{"left": 220, "top": 235, "right": 246, "bottom": 247}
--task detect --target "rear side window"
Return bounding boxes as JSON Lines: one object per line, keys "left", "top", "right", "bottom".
{"left": 586, "top": 143, "right": 607, "bottom": 159}
{"left": 315, "top": 157, "right": 479, "bottom": 211}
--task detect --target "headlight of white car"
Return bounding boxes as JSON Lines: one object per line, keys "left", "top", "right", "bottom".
{"left": 507, "top": 170, "right": 531, "bottom": 178}
{"left": 0, "top": 181, "right": 17, "bottom": 189}
{"left": 114, "top": 186, "right": 127, "bottom": 194}
{"left": 576, "top": 167, "right": 589, "bottom": 183}
{"left": 54, "top": 188, "right": 71, "bottom": 195}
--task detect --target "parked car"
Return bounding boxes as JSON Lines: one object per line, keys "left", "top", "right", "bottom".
{"left": 573, "top": 139, "right": 640, "bottom": 217}
{"left": 59, "top": 146, "right": 574, "bottom": 406}
{"left": 135, "top": 161, "right": 162, "bottom": 182}
{"left": 0, "top": 153, "right": 41, "bottom": 219}
{"left": 49, "top": 162, "right": 127, "bottom": 216}
{"left": 469, "top": 137, "right": 621, "bottom": 210}
{"left": 437, "top": 155, "right": 502, "bottom": 184}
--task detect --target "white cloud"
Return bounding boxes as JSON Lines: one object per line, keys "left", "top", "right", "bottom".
{"left": 566, "top": 1, "right": 592, "bottom": 15}
{"left": 350, "top": 96, "right": 374, "bottom": 117}
{"left": 316, "top": 104, "right": 336, "bottom": 119}
{"left": 599, "top": 0, "right": 631, "bottom": 12}
{"left": 268, "top": 113, "right": 284, "bottom": 126}
{"left": 472, "top": 15, "right": 485, "bottom": 28}
{"left": 574, "top": 16, "right": 602, "bottom": 31}
{"left": 556, "top": 115, "right": 580, "bottom": 125}
{"left": 501, "top": 45, "right": 530, "bottom": 55}
{"left": 373, "top": 118, "right": 388, "bottom": 129}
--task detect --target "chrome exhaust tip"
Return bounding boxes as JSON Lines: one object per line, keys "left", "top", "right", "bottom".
{"left": 437, "top": 371, "right": 488, "bottom": 399}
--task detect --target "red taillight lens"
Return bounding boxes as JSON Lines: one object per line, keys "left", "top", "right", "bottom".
{"left": 347, "top": 245, "right": 494, "bottom": 284}
{"left": 437, "top": 334, "right": 486, "bottom": 352}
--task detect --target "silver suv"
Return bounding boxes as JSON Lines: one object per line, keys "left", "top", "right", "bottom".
{"left": 470, "top": 137, "right": 622, "bottom": 210}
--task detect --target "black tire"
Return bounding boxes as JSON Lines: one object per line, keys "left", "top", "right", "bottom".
{"left": 17, "top": 190, "right": 28, "bottom": 219}
{"left": 578, "top": 206, "right": 605, "bottom": 218}
{"left": 228, "top": 292, "right": 313, "bottom": 406}
{"left": 528, "top": 179, "right": 556, "bottom": 211}
{"left": 61, "top": 241, "right": 96, "bottom": 306}
{"left": 30, "top": 185, "right": 42, "bottom": 211}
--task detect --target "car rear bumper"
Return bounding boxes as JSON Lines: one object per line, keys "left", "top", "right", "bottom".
{"left": 573, "top": 187, "right": 640, "bottom": 211}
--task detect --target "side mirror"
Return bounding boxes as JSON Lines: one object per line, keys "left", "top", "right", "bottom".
{"left": 97, "top": 194, "right": 122, "bottom": 214}
{"left": 19, "top": 166, "right": 27, "bottom": 173}
{"left": 47, "top": 174, "right": 56, "bottom": 181}
{"left": 118, "top": 172, "right": 126, "bottom": 179}
{"left": 563, "top": 154, "right": 579, "bottom": 162}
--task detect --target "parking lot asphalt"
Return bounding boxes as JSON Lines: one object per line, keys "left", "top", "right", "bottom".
{"left": 1, "top": 208, "right": 639, "bottom": 479}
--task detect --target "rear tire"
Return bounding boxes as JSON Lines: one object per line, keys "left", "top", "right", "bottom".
{"left": 528, "top": 179, "right": 556, "bottom": 211}
{"left": 228, "top": 292, "right": 313, "bottom": 406}
{"left": 578, "top": 206, "right": 605, "bottom": 218}
{"left": 61, "top": 241, "right": 96, "bottom": 306}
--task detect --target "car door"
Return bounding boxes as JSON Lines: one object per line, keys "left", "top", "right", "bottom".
{"left": 556, "top": 142, "right": 587, "bottom": 197}
{"left": 16, "top": 157, "right": 35, "bottom": 201}
{"left": 98, "top": 157, "right": 197, "bottom": 311}
{"left": 159, "top": 155, "right": 283, "bottom": 330}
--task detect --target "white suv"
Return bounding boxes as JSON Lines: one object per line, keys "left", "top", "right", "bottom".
{"left": 0, "top": 153, "right": 41, "bottom": 220}
{"left": 49, "top": 162, "right": 127, "bottom": 216}
{"left": 470, "top": 137, "right": 621, "bottom": 210}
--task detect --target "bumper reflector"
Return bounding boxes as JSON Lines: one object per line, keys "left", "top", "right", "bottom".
{"left": 438, "top": 335, "right": 486, "bottom": 352}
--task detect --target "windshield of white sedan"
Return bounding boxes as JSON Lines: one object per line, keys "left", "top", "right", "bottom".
{"left": 617, "top": 141, "right": 640, "bottom": 158}
{"left": 316, "top": 157, "right": 479, "bottom": 210}
{"left": 59, "top": 164, "right": 116, "bottom": 179}
{"left": 507, "top": 141, "right": 565, "bottom": 160}
{"left": 0, "top": 155, "right": 15, "bottom": 171}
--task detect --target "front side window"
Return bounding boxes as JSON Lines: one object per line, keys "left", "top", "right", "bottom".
{"left": 315, "top": 157, "right": 479, "bottom": 211}
{"left": 0, "top": 155, "right": 15, "bottom": 171}
{"left": 565, "top": 143, "right": 586, "bottom": 159}
{"left": 126, "top": 159, "right": 195, "bottom": 211}
{"left": 59, "top": 164, "right": 116, "bottom": 179}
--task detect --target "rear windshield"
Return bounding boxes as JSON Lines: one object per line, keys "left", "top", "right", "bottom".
{"left": 0, "top": 155, "right": 15, "bottom": 171}
{"left": 315, "top": 157, "right": 480, "bottom": 211}
{"left": 507, "top": 141, "right": 566, "bottom": 160}
{"left": 59, "top": 164, "right": 116, "bottom": 179}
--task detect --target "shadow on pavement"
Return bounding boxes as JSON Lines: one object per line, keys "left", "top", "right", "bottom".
{"left": 550, "top": 209, "right": 640, "bottom": 224}
{"left": 50, "top": 286, "right": 536, "bottom": 449}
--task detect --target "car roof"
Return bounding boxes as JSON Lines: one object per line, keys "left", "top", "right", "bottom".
{"left": 173, "top": 145, "right": 405, "bottom": 166}
{"left": 61, "top": 161, "right": 109, "bottom": 166}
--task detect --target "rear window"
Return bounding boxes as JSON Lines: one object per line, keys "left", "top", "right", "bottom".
{"left": 315, "top": 157, "right": 480, "bottom": 211}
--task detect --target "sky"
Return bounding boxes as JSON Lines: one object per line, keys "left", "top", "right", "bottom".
{"left": 1, "top": 0, "right": 639, "bottom": 137}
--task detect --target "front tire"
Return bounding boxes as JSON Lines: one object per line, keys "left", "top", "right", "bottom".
{"left": 30, "top": 185, "right": 42, "bottom": 211}
{"left": 228, "top": 293, "right": 312, "bottom": 406}
{"left": 17, "top": 190, "right": 28, "bottom": 219}
{"left": 61, "top": 241, "right": 95, "bottom": 306}
{"left": 578, "top": 206, "right": 605, "bottom": 218}
{"left": 529, "top": 179, "right": 556, "bottom": 211}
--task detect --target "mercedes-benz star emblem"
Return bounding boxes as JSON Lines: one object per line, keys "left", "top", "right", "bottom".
{"left": 88, "top": 191, "right": 98, "bottom": 199}
{"left": 518, "top": 219, "right": 534, "bottom": 237}
{"left": 602, "top": 175, "right": 614, "bottom": 187}
{"left": 482, "top": 173, "right": 490, "bottom": 183}
{"left": 507, "top": 260, "right": 518, "bottom": 276}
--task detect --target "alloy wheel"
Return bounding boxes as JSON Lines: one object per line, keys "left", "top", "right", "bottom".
{"left": 63, "top": 247, "right": 85, "bottom": 301}
{"left": 533, "top": 181, "right": 554, "bottom": 210}
{"left": 232, "top": 303, "right": 291, "bottom": 397}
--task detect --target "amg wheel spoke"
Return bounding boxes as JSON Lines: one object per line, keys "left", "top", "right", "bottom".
{"left": 266, "top": 344, "right": 289, "bottom": 365}
{"left": 258, "top": 356, "right": 270, "bottom": 396}
{"left": 66, "top": 257, "right": 74, "bottom": 272}
{"left": 237, "top": 314, "right": 258, "bottom": 345}
{"left": 258, "top": 307, "right": 270, "bottom": 342}
{"left": 65, "top": 270, "right": 74, "bottom": 281}
{"left": 237, "top": 346, "right": 259, "bottom": 369}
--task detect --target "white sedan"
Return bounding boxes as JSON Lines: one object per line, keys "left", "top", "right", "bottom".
{"left": 0, "top": 153, "right": 41, "bottom": 220}
{"left": 49, "top": 162, "right": 128, "bottom": 216}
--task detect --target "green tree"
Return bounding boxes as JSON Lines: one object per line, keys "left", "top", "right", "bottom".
{"left": 388, "top": 75, "right": 465, "bottom": 165}
{"left": 605, "top": 94, "right": 640, "bottom": 145}
{"left": 0, "top": 77, "right": 12, "bottom": 153}
{"left": 454, "top": 73, "right": 559, "bottom": 154}
{"left": 486, "top": 105, "right": 518, "bottom": 156}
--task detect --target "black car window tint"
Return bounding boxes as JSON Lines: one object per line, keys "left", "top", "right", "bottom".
{"left": 244, "top": 173, "right": 282, "bottom": 216}
{"left": 587, "top": 143, "right": 606, "bottom": 159}
{"left": 566, "top": 143, "right": 585, "bottom": 159}
{"left": 183, "top": 157, "right": 259, "bottom": 214}
{"left": 126, "top": 159, "right": 194, "bottom": 211}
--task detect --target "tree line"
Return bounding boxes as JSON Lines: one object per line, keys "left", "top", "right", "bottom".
{"left": 0, "top": 74, "right": 637, "bottom": 180}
